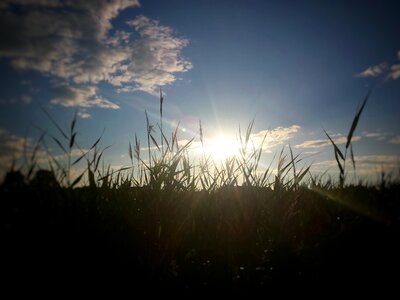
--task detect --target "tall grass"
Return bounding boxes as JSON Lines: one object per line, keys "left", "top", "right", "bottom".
{"left": 2, "top": 90, "right": 400, "bottom": 291}
{"left": 324, "top": 89, "right": 372, "bottom": 187}
{"left": 5, "top": 90, "right": 379, "bottom": 191}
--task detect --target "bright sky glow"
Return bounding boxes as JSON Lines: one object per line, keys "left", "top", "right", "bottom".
{"left": 202, "top": 134, "right": 241, "bottom": 161}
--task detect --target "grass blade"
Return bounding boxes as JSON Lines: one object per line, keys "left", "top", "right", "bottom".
{"left": 30, "top": 132, "right": 45, "bottom": 163}
{"left": 128, "top": 142, "right": 133, "bottom": 164}
{"left": 334, "top": 149, "right": 344, "bottom": 175}
{"left": 159, "top": 88, "right": 163, "bottom": 118}
{"left": 52, "top": 136, "right": 67, "bottom": 154}
{"left": 157, "top": 123, "right": 171, "bottom": 152}
{"left": 90, "top": 130, "right": 104, "bottom": 150}
{"left": 40, "top": 104, "right": 68, "bottom": 140}
{"left": 145, "top": 110, "right": 151, "bottom": 167}
{"left": 160, "top": 88, "right": 164, "bottom": 154}
{"left": 134, "top": 133, "right": 140, "bottom": 161}
{"left": 297, "top": 165, "right": 311, "bottom": 184}
{"left": 98, "top": 166, "right": 132, "bottom": 182}
{"left": 95, "top": 145, "right": 111, "bottom": 172}
{"left": 346, "top": 89, "right": 371, "bottom": 149}
{"left": 150, "top": 133, "right": 160, "bottom": 151}
{"left": 172, "top": 121, "right": 180, "bottom": 149}
{"left": 324, "top": 129, "right": 344, "bottom": 160}
{"left": 288, "top": 144, "right": 296, "bottom": 182}
{"left": 69, "top": 132, "right": 77, "bottom": 149}
{"left": 350, "top": 143, "right": 356, "bottom": 171}
{"left": 246, "top": 119, "right": 254, "bottom": 146}
{"left": 72, "top": 152, "right": 86, "bottom": 166}
{"left": 199, "top": 120, "right": 204, "bottom": 147}
{"left": 71, "top": 110, "right": 77, "bottom": 136}
{"left": 88, "top": 167, "right": 95, "bottom": 188}
{"left": 70, "top": 171, "right": 85, "bottom": 188}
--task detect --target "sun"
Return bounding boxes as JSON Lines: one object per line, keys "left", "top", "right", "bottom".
{"left": 203, "top": 134, "right": 241, "bottom": 161}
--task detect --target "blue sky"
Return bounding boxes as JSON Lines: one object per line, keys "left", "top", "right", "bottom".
{"left": 0, "top": 0, "right": 399, "bottom": 180}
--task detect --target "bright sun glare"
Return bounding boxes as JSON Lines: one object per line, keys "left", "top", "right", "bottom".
{"left": 203, "top": 135, "right": 241, "bottom": 161}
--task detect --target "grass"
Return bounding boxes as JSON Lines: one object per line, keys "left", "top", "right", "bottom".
{"left": 2, "top": 90, "right": 400, "bottom": 291}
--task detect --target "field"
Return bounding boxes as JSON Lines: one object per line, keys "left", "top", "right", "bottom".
{"left": 2, "top": 95, "right": 400, "bottom": 292}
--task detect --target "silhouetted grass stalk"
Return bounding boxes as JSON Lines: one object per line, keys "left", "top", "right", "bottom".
{"left": 324, "top": 89, "right": 371, "bottom": 187}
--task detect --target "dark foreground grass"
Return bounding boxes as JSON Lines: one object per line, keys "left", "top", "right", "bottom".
{"left": 2, "top": 177, "right": 400, "bottom": 292}
{"left": 2, "top": 91, "right": 400, "bottom": 293}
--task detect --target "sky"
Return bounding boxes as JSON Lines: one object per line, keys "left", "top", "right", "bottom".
{"left": 0, "top": 0, "right": 399, "bottom": 182}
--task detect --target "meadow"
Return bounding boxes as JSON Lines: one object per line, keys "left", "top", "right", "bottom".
{"left": 2, "top": 91, "right": 400, "bottom": 291}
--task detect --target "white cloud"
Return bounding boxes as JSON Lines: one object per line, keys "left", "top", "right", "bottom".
{"left": 362, "top": 132, "right": 400, "bottom": 144}
{"left": 53, "top": 148, "right": 90, "bottom": 162}
{"left": 295, "top": 135, "right": 361, "bottom": 149}
{"left": 363, "top": 132, "right": 384, "bottom": 138}
{"left": 313, "top": 155, "right": 400, "bottom": 176}
{"left": 50, "top": 84, "right": 119, "bottom": 109}
{"left": 121, "top": 15, "right": 193, "bottom": 94}
{"left": 362, "top": 131, "right": 388, "bottom": 141}
{"left": 355, "top": 155, "right": 399, "bottom": 165}
{"left": 250, "top": 125, "right": 301, "bottom": 150}
{"left": 0, "top": 128, "right": 29, "bottom": 158}
{"left": 77, "top": 111, "right": 92, "bottom": 119}
{"left": 0, "top": 128, "right": 38, "bottom": 176}
{"left": 389, "top": 136, "right": 400, "bottom": 144}
{"left": 356, "top": 50, "right": 400, "bottom": 81}
{"left": 356, "top": 62, "right": 388, "bottom": 77}
{"left": 0, "top": 1, "right": 192, "bottom": 104}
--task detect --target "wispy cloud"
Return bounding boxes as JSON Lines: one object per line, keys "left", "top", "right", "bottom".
{"left": 362, "top": 131, "right": 389, "bottom": 141}
{"left": 52, "top": 148, "right": 90, "bottom": 162}
{"left": 356, "top": 62, "right": 388, "bottom": 77}
{"left": 0, "top": 0, "right": 192, "bottom": 108}
{"left": 119, "top": 15, "right": 193, "bottom": 95}
{"left": 251, "top": 125, "right": 301, "bottom": 150}
{"left": 50, "top": 84, "right": 119, "bottom": 109}
{"left": 356, "top": 50, "right": 400, "bottom": 80}
{"left": 295, "top": 135, "right": 361, "bottom": 149}
{"left": 313, "top": 155, "right": 400, "bottom": 175}
{"left": 0, "top": 128, "right": 29, "bottom": 158}
{"left": 0, "top": 95, "right": 32, "bottom": 105}
{"left": 0, "top": 126, "right": 97, "bottom": 179}
{"left": 389, "top": 135, "right": 400, "bottom": 144}
{"left": 361, "top": 131, "right": 400, "bottom": 144}
{"left": 77, "top": 111, "right": 92, "bottom": 119}
{"left": 0, "top": 128, "right": 34, "bottom": 175}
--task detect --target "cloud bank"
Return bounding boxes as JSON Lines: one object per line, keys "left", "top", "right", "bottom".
{"left": 0, "top": 0, "right": 192, "bottom": 108}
